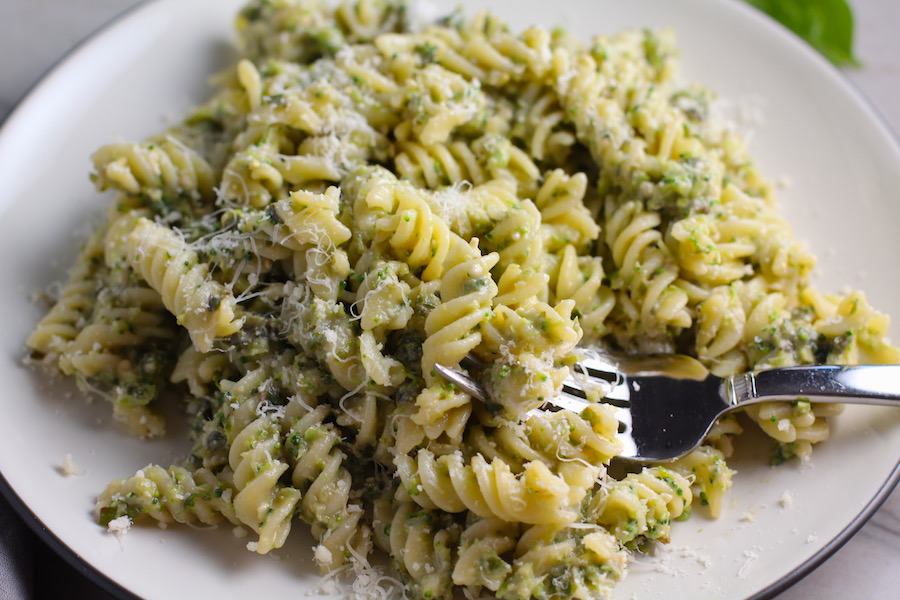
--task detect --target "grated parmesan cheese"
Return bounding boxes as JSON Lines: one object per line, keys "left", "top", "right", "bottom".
{"left": 778, "top": 490, "right": 793, "bottom": 508}
{"left": 59, "top": 453, "right": 85, "bottom": 477}
{"left": 107, "top": 516, "right": 132, "bottom": 547}
{"left": 314, "top": 544, "right": 333, "bottom": 567}
{"left": 737, "top": 547, "right": 761, "bottom": 578}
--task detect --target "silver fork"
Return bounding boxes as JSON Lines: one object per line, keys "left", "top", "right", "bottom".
{"left": 433, "top": 349, "right": 900, "bottom": 462}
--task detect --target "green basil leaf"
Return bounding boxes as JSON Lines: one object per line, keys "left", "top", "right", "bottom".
{"left": 744, "top": 0, "right": 860, "bottom": 66}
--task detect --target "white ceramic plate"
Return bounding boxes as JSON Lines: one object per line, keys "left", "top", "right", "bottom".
{"left": 2, "top": 0, "right": 900, "bottom": 599}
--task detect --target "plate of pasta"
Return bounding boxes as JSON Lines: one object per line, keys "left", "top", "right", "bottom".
{"left": 3, "top": 0, "right": 900, "bottom": 599}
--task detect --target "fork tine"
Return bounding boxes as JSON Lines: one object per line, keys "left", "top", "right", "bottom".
{"left": 432, "top": 363, "right": 488, "bottom": 402}
{"left": 573, "top": 348, "right": 621, "bottom": 382}
{"left": 435, "top": 357, "right": 634, "bottom": 424}
{"left": 572, "top": 358, "right": 619, "bottom": 382}
{"left": 603, "top": 385, "right": 631, "bottom": 404}
{"left": 560, "top": 382, "right": 588, "bottom": 399}
{"left": 535, "top": 392, "right": 594, "bottom": 414}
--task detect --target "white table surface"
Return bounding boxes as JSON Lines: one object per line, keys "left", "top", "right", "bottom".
{"left": 1, "top": 1, "right": 898, "bottom": 599}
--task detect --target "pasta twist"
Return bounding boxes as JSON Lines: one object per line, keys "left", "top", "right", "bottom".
{"left": 284, "top": 290, "right": 365, "bottom": 391}
{"left": 374, "top": 498, "right": 460, "bottom": 600}
{"left": 587, "top": 466, "right": 692, "bottom": 547}
{"left": 499, "top": 524, "right": 627, "bottom": 600}
{"left": 229, "top": 415, "right": 303, "bottom": 553}
{"left": 237, "top": 0, "right": 339, "bottom": 64}
{"left": 96, "top": 465, "right": 239, "bottom": 528}
{"left": 480, "top": 300, "right": 581, "bottom": 361}
{"left": 744, "top": 401, "right": 842, "bottom": 464}
{"left": 335, "top": 0, "right": 407, "bottom": 42}
{"left": 694, "top": 285, "right": 746, "bottom": 365}
{"left": 547, "top": 245, "right": 615, "bottom": 343}
{"left": 377, "top": 11, "right": 553, "bottom": 86}
{"left": 91, "top": 137, "right": 216, "bottom": 204}
{"left": 533, "top": 169, "right": 599, "bottom": 253}
{"left": 394, "top": 138, "right": 489, "bottom": 190}
{"left": 366, "top": 181, "right": 460, "bottom": 282}
{"left": 219, "top": 139, "right": 345, "bottom": 208}
{"left": 483, "top": 197, "right": 543, "bottom": 282}
{"left": 57, "top": 281, "right": 174, "bottom": 438}
{"left": 219, "top": 59, "right": 388, "bottom": 208}
{"left": 394, "top": 450, "right": 577, "bottom": 525}
{"left": 808, "top": 289, "right": 900, "bottom": 364}
{"left": 27, "top": 227, "right": 105, "bottom": 358}
{"left": 57, "top": 283, "right": 174, "bottom": 377}
{"left": 670, "top": 445, "right": 734, "bottom": 518}
{"left": 467, "top": 404, "right": 622, "bottom": 473}
{"left": 284, "top": 403, "right": 371, "bottom": 571}
{"left": 510, "top": 83, "right": 576, "bottom": 163}
{"left": 604, "top": 200, "right": 690, "bottom": 350}
{"left": 452, "top": 517, "right": 519, "bottom": 593}
{"left": 403, "top": 65, "right": 487, "bottom": 146}
{"left": 285, "top": 405, "right": 370, "bottom": 573}
{"left": 423, "top": 176, "right": 518, "bottom": 241}
{"left": 30, "top": 210, "right": 177, "bottom": 438}
{"left": 127, "top": 218, "right": 244, "bottom": 353}
{"left": 668, "top": 214, "right": 751, "bottom": 286}
{"left": 273, "top": 186, "right": 352, "bottom": 250}
{"left": 354, "top": 260, "right": 412, "bottom": 387}
{"left": 171, "top": 345, "right": 234, "bottom": 398}
{"left": 414, "top": 242, "right": 499, "bottom": 441}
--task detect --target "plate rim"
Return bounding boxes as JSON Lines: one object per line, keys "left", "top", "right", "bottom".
{"left": 1, "top": 0, "right": 899, "bottom": 599}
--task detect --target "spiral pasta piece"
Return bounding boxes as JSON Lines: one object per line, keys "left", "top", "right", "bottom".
{"left": 29, "top": 211, "right": 177, "bottom": 438}
{"left": 367, "top": 181, "right": 459, "bottom": 282}
{"left": 499, "top": 524, "right": 627, "bottom": 600}
{"left": 354, "top": 260, "right": 412, "bottom": 387}
{"left": 229, "top": 415, "right": 302, "bottom": 553}
{"left": 468, "top": 404, "right": 622, "bottom": 472}
{"left": 374, "top": 498, "right": 460, "bottom": 600}
{"left": 91, "top": 137, "right": 216, "bottom": 204}
{"left": 670, "top": 445, "right": 734, "bottom": 518}
{"left": 744, "top": 400, "right": 842, "bottom": 464}
{"left": 413, "top": 244, "right": 499, "bottom": 440}
{"left": 604, "top": 200, "right": 690, "bottom": 350}
{"left": 394, "top": 138, "right": 488, "bottom": 189}
{"left": 587, "top": 467, "right": 692, "bottom": 547}
{"left": 91, "top": 135, "right": 216, "bottom": 216}
{"left": 127, "top": 218, "right": 244, "bottom": 352}
{"left": 395, "top": 450, "right": 577, "bottom": 525}
{"left": 548, "top": 245, "right": 615, "bottom": 342}
{"left": 27, "top": 228, "right": 105, "bottom": 358}
{"left": 284, "top": 403, "right": 371, "bottom": 571}
{"left": 452, "top": 517, "right": 520, "bottom": 592}
{"left": 695, "top": 285, "right": 746, "bottom": 364}
{"left": 273, "top": 186, "right": 352, "bottom": 250}
{"left": 403, "top": 65, "right": 487, "bottom": 146}
{"left": 483, "top": 198, "right": 544, "bottom": 301}
{"left": 236, "top": 0, "right": 339, "bottom": 64}
{"left": 96, "top": 464, "right": 239, "bottom": 529}
{"left": 424, "top": 176, "right": 518, "bottom": 241}
{"left": 171, "top": 346, "right": 234, "bottom": 397}
{"left": 533, "top": 169, "right": 598, "bottom": 253}
{"left": 335, "top": 0, "right": 407, "bottom": 42}
{"left": 510, "top": 83, "right": 576, "bottom": 163}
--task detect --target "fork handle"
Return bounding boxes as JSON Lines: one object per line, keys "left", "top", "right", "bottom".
{"left": 729, "top": 365, "right": 900, "bottom": 407}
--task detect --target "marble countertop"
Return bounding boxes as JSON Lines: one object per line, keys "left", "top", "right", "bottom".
{"left": 1, "top": 1, "right": 898, "bottom": 599}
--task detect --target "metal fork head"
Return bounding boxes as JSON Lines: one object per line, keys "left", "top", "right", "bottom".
{"left": 435, "top": 350, "right": 726, "bottom": 463}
